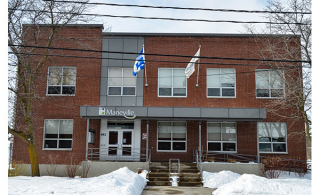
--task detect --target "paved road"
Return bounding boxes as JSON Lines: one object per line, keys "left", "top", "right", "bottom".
{"left": 141, "top": 186, "right": 216, "bottom": 195}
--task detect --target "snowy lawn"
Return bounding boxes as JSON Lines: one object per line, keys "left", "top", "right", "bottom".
{"left": 8, "top": 167, "right": 148, "bottom": 195}
{"left": 203, "top": 170, "right": 311, "bottom": 195}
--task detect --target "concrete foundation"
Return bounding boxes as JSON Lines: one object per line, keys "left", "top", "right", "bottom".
{"left": 202, "top": 162, "right": 263, "bottom": 176}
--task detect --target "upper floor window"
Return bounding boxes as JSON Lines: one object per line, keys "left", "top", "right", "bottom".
{"left": 256, "top": 69, "right": 284, "bottom": 98}
{"left": 258, "top": 122, "right": 287, "bottom": 153}
{"left": 43, "top": 119, "right": 73, "bottom": 149}
{"left": 47, "top": 67, "right": 76, "bottom": 95}
{"left": 108, "top": 68, "right": 136, "bottom": 96}
{"left": 158, "top": 68, "right": 187, "bottom": 97}
{"left": 207, "top": 68, "right": 236, "bottom": 97}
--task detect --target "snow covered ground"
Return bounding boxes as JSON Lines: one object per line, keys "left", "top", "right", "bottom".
{"left": 8, "top": 167, "right": 148, "bottom": 195}
{"left": 203, "top": 170, "right": 311, "bottom": 195}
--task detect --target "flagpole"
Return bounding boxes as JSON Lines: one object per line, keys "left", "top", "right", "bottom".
{"left": 143, "top": 45, "right": 148, "bottom": 86}
{"left": 196, "top": 45, "right": 201, "bottom": 87}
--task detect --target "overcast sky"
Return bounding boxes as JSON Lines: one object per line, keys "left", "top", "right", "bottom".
{"left": 90, "top": 0, "right": 270, "bottom": 33}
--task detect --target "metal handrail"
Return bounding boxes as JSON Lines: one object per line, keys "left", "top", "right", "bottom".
{"left": 169, "top": 159, "right": 180, "bottom": 179}
{"left": 87, "top": 147, "right": 151, "bottom": 162}
{"left": 193, "top": 150, "right": 259, "bottom": 163}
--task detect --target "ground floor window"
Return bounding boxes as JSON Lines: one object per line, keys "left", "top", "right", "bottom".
{"left": 207, "top": 122, "right": 237, "bottom": 152}
{"left": 157, "top": 121, "right": 187, "bottom": 152}
{"left": 258, "top": 122, "right": 287, "bottom": 153}
{"left": 43, "top": 119, "right": 73, "bottom": 149}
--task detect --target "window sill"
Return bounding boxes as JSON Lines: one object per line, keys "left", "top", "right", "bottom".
{"left": 207, "top": 151, "right": 237, "bottom": 153}
{"left": 157, "top": 150, "right": 187, "bottom": 153}
{"left": 42, "top": 148, "right": 72, "bottom": 151}
{"left": 46, "top": 94, "right": 75, "bottom": 96}
{"left": 158, "top": 96, "right": 187, "bottom": 98}
{"left": 207, "top": 96, "right": 236, "bottom": 98}
{"left": 259, "top": 152, "right": 288, "bottom": 154}
{"left": 256, "top": 97, "right": 284, "bottom": 99}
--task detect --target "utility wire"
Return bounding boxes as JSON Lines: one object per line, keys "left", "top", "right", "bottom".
{"left": 8, "top": 51, "right": 308, "bottom": 69}
{"left": 8, "top": 8, "right": 309, "bottom": 25}
{"left": 10, "top": 44, "right": 310, "bottom": 64}
{"left": 42, "top": 0, "right": 312, "bottom": 15}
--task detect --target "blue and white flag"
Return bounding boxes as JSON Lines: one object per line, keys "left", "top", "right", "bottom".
{"left": 132, "top": 47, "right": 145, "bottom": 76}
{"left": 185, "top": 48, "right": 200, "bottom": 78}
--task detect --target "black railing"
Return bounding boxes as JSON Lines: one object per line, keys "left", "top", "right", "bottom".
{"left": 193, "top": 150, "right": 258, "bottom": 163}
{"left": 87, "top": 148, "right": 151, "bottom": 162}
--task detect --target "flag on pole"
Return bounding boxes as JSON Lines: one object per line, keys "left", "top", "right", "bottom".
{"left": 132, "top": 47, "right": 145, "bottom": 76}
{"left": 185, "top": 48, "right": 200, "bottom": 78}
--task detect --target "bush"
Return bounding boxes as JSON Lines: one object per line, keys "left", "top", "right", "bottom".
{"left": 8, "top": 161, "right": 28, "bottom": 177}
{"left": 260, "top": 157, "right": 287, "bottom": 179}
{"left": 64, "top": 157, "right": 81, "bottom": 178}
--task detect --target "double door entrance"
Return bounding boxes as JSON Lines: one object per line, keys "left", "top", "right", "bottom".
{"left": 107, "top": 130, "right": 133, "bottom": 159}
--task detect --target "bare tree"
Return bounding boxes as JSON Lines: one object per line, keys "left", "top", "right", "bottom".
{"left": 245, "top": 0, "right": 311, "bottom": 143}
{"left": 8, "top": 0, "right": 94, "bottom": 176}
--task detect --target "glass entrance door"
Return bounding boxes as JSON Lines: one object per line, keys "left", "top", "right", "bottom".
{"left": 107, "top": 130, "right": 133, "bottom": 160}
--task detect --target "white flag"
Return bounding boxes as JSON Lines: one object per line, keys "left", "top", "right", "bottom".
{"left": 185, "top": 48, "right": 200, "bottom": 78}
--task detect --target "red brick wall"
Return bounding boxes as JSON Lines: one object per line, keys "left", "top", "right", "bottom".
{"left": 142, "top": 36, "right": 306, "bottom": 161}
{"left": 12, "top": 26, "right": 102, "bottom": 165}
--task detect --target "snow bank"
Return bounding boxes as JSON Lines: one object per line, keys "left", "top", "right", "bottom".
{"left": 212, "top": 174, "right": 311, "bottom": 195}
{"left": 202, "top": 170, "right": 241, "bottom": 188}
{"left": 8, "top": 167, "right": 147, "bottom": 195}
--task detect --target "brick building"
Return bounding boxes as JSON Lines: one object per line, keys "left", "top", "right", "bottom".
{"left": 12, "top": 24, "right": 306, "bottom": 167}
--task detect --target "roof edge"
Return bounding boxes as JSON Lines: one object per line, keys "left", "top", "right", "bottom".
{"left": 23, "top": 24, "right": 104, "bottom": 28}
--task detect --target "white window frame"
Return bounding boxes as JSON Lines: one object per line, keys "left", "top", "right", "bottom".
{"left": 255, "top": 69, "right": 285, "bottom": 98}
{"left": 158, "top": 68, "right": 187, "bottom": 97}
{"left": 43, "top": 119, "right": 73, "bottom": 150}
{"left": 157, "top": 121, "right": 187, "bottom": 152}
{"left": 46, "top": 67, "right": 77, "bottom": 96}
{"left": 108, "top": 67, "right": 137, "bottom": 96}
{"left": 258, "top": 122, "right": 288, "bottom": 154}
{"left": 207, "top": 122, "right": 237, "bottom": 153}
{"left": 207, "top": 68, "right": 236, "bottom": 98}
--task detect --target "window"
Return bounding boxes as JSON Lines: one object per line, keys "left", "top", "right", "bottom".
{"left": 157, "top": 121, "right": 187, "bottom": 151}
{"left": 256, "top": 69, "right": 284, "bottom": 98}
{"left": 47, "top": 67, "right": 76, "bottom": 95}
{"left": 258, "top": 122, "right": 287, "bottom": 153}
{"left": 43, "top": 120, "right": 73, "bottom": 149}
{"left": 88, "top": 129, "right": 95, "bottom": 144}
{"left": 158, "top": 68, "right": 187, "bottom": 97}
{"left": 207, "top": 68, "right": 236, "bottom": 97}
{"left": 108, "top": 68, "right": 136, "bottom": 96}
{"left": 207, "top": 122, "right": 237, "bottom": 152}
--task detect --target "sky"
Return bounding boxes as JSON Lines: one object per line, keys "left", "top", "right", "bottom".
{"left": 90, "top": 0, "right": 269, "bottom": 33}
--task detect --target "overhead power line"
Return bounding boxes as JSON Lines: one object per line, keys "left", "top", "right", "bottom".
{"left": 9, "top": 51, "right": 308, "bottom": 69}
{"left": 8, "top": 8, "right": 309, "bottom": 25}
{"left": 42, "top": 0, "right": 312, "bottom": 15}
{"left": 9, "top": 44, "right": 311, "bottom": 64}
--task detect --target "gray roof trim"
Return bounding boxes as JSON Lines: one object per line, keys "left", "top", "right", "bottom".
{"left": 102, "top": 32, "right": 299, "bottom": 38}
{"left": 23, "top": 24, "right": 104, "bottom": 28}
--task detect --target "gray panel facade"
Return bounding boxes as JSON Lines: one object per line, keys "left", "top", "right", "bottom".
{"left": 80, "top": 106, "right": 266, "bottom": 121}
{"left": 100, "top": 36, "right": 144, "bottom": 106}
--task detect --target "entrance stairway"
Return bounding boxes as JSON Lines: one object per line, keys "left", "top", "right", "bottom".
{"left": 147, "top": 162, "right": 202, "bottom": 187}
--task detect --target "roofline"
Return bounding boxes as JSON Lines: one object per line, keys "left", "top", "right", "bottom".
{"left": 102, "top": 32, "right": 300, "bottom": 38}
{"left": 23, "top": 24, "right": 104, "bottom": 28}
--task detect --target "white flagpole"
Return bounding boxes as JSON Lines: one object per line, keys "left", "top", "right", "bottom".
{"left": 196, "top": 45, "right": 201, "bottom": 87}
{"left": 143, "top": 45, "right": 148, "bottom": 86}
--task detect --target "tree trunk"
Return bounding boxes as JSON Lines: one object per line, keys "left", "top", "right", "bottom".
{"left": 28, "top": 142, "right": 40, "bottom": 176}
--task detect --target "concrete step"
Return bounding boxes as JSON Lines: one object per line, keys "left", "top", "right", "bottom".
{"left": 147, "top": 181, "right": 172, "bottom": 186}
{"left": 179, "top": 177, "right": 202, "bottom": 182}
{"left": 180, "top": 173, "right": 201, "bottom": 177}
{"left": 179, "top": 181, "right": 203, "bottom": 187}
{"left": 148, "top": 177, "right": 170, "bottom": 182}
{"left": 149, "top": 172, "right": 170, "bottom": 177}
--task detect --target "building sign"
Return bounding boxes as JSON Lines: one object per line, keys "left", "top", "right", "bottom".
{"left": 99, "top": 107, "right": 105, "bottom": 115}
{"left": 99, "top": 107, "right": 136, "bottom": 119}
{"left": 142, "top": 133, "right": 147, "bottom": 140}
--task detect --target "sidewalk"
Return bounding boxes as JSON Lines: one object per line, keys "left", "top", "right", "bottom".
{"left": 141, "top": 186, "right": 216, "bottom": 195}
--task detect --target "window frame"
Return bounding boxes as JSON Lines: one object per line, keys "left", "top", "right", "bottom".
{"left": 43, "top": 119, "right": 73, "bottom": 150}
{"left": 157, "top": 121, "right": 187, "bottom": 152}
{"left": 46, "top": 66, "right": 77, "bottom": 96}
{"left": 258, "top": 122, "right": 288, "bottom": 154}
{"left": 206, "top": 68, "right": 236, "bottom": 98}
{"left": 107, "top": 67, "right": 137, "bottom": 96}
{"left": 255, "top": 69, "right": 285, "bottom": 98}
{"left": 207, "top": 122, "right": 237, "bottom": 153}
{"left": 158, "top": 68, "right": 187, "bottom": 97}
{"left": 88, "top": 129, "right": 95, "bottom": 144}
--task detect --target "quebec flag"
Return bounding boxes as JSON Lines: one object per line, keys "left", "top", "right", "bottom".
{"left": 132, "top": 47, "right": 145, "bottom": 76}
